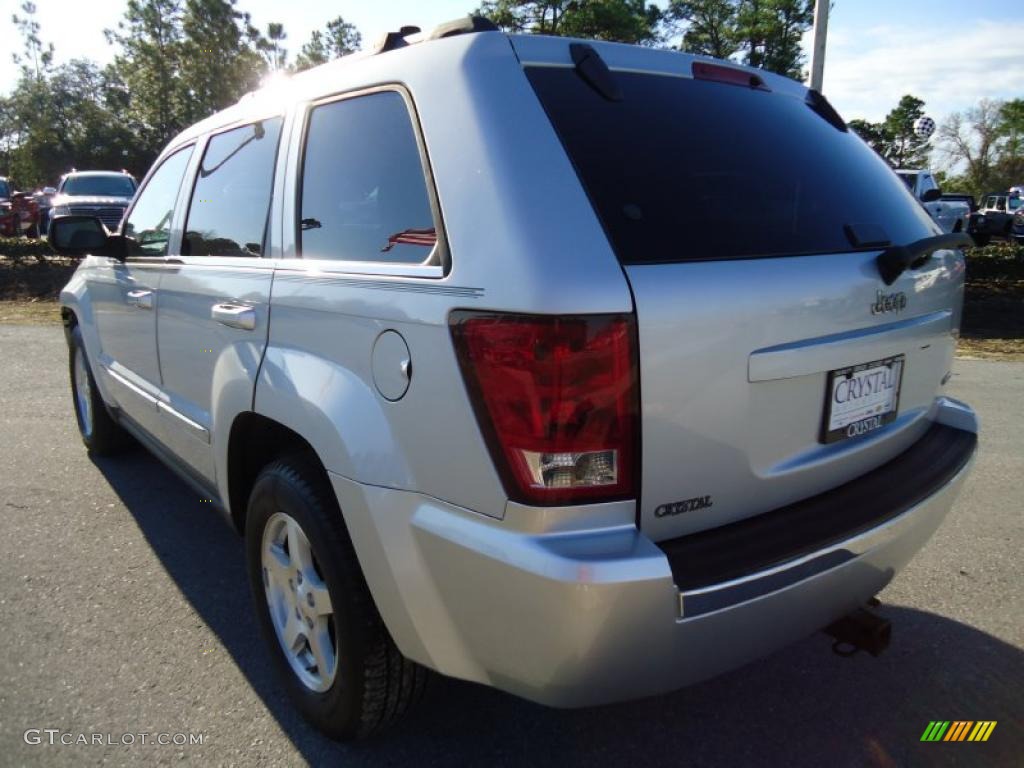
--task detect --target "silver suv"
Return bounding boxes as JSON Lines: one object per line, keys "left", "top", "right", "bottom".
{"left": 51, "top": 20, "right": 978, "bottom": 741}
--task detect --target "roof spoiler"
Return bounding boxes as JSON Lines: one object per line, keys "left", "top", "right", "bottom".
{"left": 372, "top": 15, "right": 498, "bottom": 54}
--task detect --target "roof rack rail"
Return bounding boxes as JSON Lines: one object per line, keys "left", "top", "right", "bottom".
{"left": 371, "top": 15, "right": 498, "bottom": 54}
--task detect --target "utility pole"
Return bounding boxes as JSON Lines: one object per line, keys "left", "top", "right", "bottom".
{"left": 809, "top": 0, "right": 830, "bottom": 92}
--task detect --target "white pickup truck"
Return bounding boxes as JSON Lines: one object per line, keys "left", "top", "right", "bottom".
{"left": 896, "top": 169, "right": 969, "bottom": 234}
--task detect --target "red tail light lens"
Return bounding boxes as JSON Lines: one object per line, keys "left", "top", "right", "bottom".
{"left": 451, "top": 312, "right": 639, "bottom": 505}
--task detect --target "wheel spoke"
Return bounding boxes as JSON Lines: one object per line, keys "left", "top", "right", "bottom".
{"left": 306, "top": 577, "right": 333, "bottom": 617}
{"left": 307, "top": 622, "right": 336, "bottom": 682}
{"left": 263, "top": 541, "right": 292, "bottom": 587}
{"left": 281, "top": 612, "right": 303, "bottom": 652}
{"left": 286, "top": 519, "right": 314, "bottom": 573}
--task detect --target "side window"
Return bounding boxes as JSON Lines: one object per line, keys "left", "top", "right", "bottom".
{"left": 183, "top": 117, "right": 283, "bottom": 257}
{"left": 122, "top": 146, "right": 193, "bottom": 257}
{"left": 299, "top": 91, "right": 438, "bottom": 265}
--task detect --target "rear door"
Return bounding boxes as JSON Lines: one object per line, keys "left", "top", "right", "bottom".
{"left": 524, "top": 46, "right": 964, "bottom": 541}
{"left": 154, "top": 116, "right": 283, "bottom": 483}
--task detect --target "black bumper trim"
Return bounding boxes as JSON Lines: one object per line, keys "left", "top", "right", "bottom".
{"left": 658, "top": 422, "right": 977, "bottom": 593}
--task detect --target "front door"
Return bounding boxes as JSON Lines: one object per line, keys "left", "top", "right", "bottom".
{"left": 155, "top": 118, "right": 283, "bottom": 484}
{"left": 90, "top": 146, "right": 194, "bottom": 437}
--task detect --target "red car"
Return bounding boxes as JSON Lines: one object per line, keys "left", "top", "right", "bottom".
{"left": 0, "top": 177, "right": 41, "bottom": 237}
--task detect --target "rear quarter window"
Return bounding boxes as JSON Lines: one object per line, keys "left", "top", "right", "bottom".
{"left": 298, "top": 90, "right": 439, "bottom": 265}
{"left": 526, "top": 67, "right": 936, "bottom": 264}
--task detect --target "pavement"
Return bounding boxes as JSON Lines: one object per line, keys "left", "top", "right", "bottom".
{"left": 0, "top": 322, "right": 1021, "bottom": 767}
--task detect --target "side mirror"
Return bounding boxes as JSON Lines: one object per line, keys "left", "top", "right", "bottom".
{"left": 42, "top": 186, "right": 56, "bottom": 195}
{"left": 48, "top": 215, "right": 124, "bottom": 259}
{"left": 921, "top": 188, "right": 941, "bottom": 203}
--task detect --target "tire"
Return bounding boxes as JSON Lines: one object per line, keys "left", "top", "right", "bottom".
{"left": 68, "top": 324, "right": 131, "bottom": 455}
{"left": 245, "top": 456, "right": 427, "bottom": 740}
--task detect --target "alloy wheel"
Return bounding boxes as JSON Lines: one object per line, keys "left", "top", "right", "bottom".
{"left": 261, "top": 511, "right": 337, "bottom": 692}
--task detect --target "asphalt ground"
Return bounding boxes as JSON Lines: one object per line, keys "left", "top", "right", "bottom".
{"left": 0, "top": 323, "right": 1021, "bottom": 767}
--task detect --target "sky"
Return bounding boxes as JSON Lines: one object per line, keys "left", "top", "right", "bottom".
{"left": 0, "top": 0, "right": 1021, "bottom": 125}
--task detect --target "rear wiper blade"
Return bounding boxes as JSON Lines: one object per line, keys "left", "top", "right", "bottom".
{"left": 876, "top": 232, "right": 973, "bottom": 285}
{"left": 570, "top": 43, "right": 622, "bottom": 102}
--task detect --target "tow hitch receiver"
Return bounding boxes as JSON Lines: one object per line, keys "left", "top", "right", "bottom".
{"left": 824, "top": 601, "right": 892, "bottom": 657}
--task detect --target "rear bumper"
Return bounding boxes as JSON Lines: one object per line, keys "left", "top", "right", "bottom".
{"left": 334, "top": 397, "right": 977, "bottom": 708}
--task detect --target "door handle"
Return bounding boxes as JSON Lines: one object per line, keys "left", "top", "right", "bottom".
{"left": 126, "top": 289, "right": 153, "bottom": 310}
{"left": 211, "top": 302, "right": 256, "bottom": 330}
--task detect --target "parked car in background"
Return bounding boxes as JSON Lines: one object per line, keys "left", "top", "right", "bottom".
{"left": 895, "top": 169, "right": 969, "bottom": 234}
{"left": 972, "top": 193, "right": 1023, "bottom": 245}
{"left": 1012, "top": 207, "right": 1024, "bottom": 242}
{"left": 52, "top": 22, "right": 979, "bottom": 741}
{"left": 49, "top": 171, "right": 137, "bottom": 232}
{"left": 940, "top": 192, "right": 977, "bottom": 212}
{"left": 0, "top": 176, "right": 41, "bottom": 237}
{"left": 939, "top": 192, "right": 984, "bottom": 244}
{"left": 34, "top": 186, "right": 57, "bottom": 235}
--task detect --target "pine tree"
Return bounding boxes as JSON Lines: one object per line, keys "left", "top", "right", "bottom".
{"left": 666, "top": 0, "right": 812, "bottom": 79}
{"left": 478, "top": 1, "right": 663, "bottom": 44}
{"left": 105, "top": 0, "right": 187, "bottom": 155}
{"left": 294, "top": 16, "right": 362, "bottom": 72}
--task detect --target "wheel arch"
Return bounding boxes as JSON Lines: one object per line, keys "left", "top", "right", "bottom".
{"left": 225, "top": 412, "right": 328, "bottom": 534}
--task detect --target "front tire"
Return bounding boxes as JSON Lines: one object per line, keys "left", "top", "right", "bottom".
{"left": 245, "top": 456, "right": 427, "bottom": 740}
{"left": 68, "top": 324, "right": 130, "bottom": 455}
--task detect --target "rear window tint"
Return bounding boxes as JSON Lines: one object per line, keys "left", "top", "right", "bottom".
{"left": 526, "top": 67, "right": 936, "bottom": 264}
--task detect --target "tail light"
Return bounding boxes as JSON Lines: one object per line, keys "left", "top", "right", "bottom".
{"left": 450, "top": 312, "right": 639, "bottom": 505}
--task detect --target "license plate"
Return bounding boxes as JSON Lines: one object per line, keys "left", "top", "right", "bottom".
{"left": 821, "top": 355, "right": 904, "bottom": 444}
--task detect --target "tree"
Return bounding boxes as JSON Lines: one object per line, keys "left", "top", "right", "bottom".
{"left": 294, "top": 30, "right": 329, "bottom": 71}
{"left": 11, "top": 1, "right": 54, "bottom": 81}
{"left": 848, "top": 118, "right": 888, "bottom": 156}
{"left": 938, "top": 98, "right": 1024, "bottom": 198}
{"left": 1000, "top": 99, "right": 1024, "bottom": 149}
{"left": 259, "top": 22, "right": 288, "bottom": 71}
{"left": 294, "top": 15, "right": 362, "bottom": 72}
{"left": 667, "top": 0, "right": 812, "bottom": 78}
{"left": 105, "top": 0, "right": 272, "bottom": 158}
{"left": 105, "top": 0, "right": 187, "bottom": 157}
{"left": 479, "top": 0, "right": 663, "bottom": 44}
{"left": 848, "top": 95, "right": 931, "bottom": 169}
{"left": 325, "top": 16, "right": 361, "bottom": 56}
{"left": 882, "top": 95, "right": 930, "bottom": 169}
{"left": 178, "top": 0, "right": 267, "bottom": 124}
{"left": 664, "top": 0, "right": 738, "bottom": 60}
{"left": 2, "top": 58, "right": 150, "bottom": 186}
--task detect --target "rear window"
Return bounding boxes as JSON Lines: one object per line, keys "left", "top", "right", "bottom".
{"left": 526, "top": 67, "right": 935, "bottom": 263}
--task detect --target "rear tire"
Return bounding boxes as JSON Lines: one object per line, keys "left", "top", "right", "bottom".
{"left": 68, "top": 324, "right": 131, "bottom": 456}
{"left": 245, "top": 456, "right": 427, "bottom": 740}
